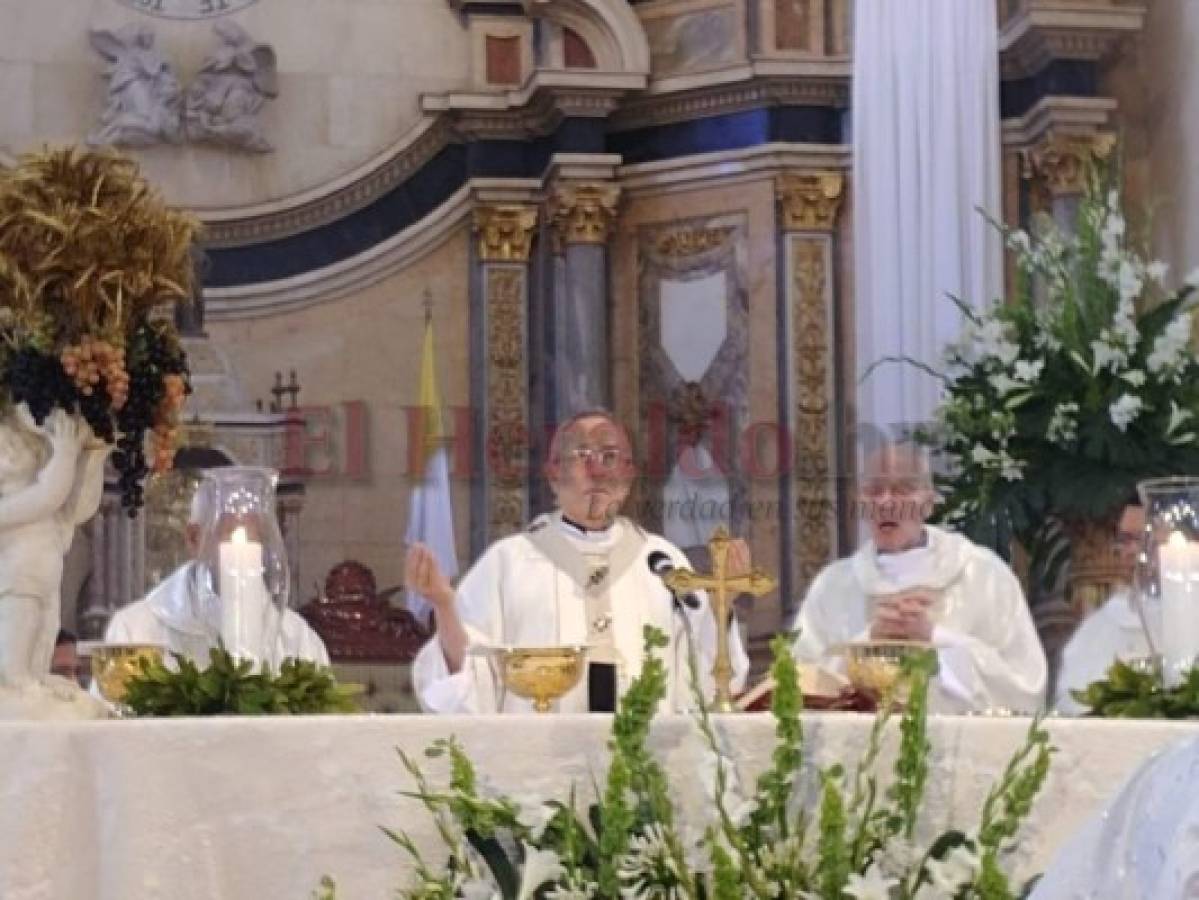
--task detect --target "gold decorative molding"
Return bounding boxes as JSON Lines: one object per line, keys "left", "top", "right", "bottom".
{"left": 548, "top": 182, "right": 621, "bottom": 247}
{"left": 791, "top": 237, "right": 836, "bottom": 594}
{"left": 777, "top": 172, "right": 844, "bottom": 232}
{"left": 485, "top": 267, "right": 528, "bottom": 537}
{"left": 654, "top": 226, "right": 735, "bottom": 259}
{"left": 474, "top": 205, "right": 539, "bottom": 262}
{"left": 1022, "top": 131, "right": 1116, "bottom": 197}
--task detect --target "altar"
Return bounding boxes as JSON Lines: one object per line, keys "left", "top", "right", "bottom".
{"left": 1, "top": 713, "right": 1194, "bottom": 900}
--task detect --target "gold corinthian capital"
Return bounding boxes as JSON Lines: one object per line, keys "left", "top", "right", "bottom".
{"left": 1023, "top": 131, "right": 1116, "bottom": 197}
{"left": 548, "top": 183, "right": 621, "bottom": 247}
{"left": 474, "top": 205, "right": 539, "bottom": 262}
{"left": 776, "top": 172, "right": 845, "bottom": 232}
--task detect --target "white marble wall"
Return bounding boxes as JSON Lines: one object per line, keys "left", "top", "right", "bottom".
{"left": 0, "top": 0, "right": 472, "bottom": 211}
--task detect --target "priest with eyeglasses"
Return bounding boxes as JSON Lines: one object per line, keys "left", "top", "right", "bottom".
{"left": 405, "top": 410, "right": 750, "bottom": 713}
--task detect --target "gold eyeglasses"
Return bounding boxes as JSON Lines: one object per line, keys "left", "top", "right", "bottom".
{"left": 559, "top": 445, "right": 627, "bottom": 470}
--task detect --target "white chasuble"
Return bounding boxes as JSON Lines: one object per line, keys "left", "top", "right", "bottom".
{"left": 1054, "top": 589, "right": 1152, "bottom": 716}
{"left": 104, "top": 561, "right": 330, "bottom": 667}
{"left": 413, "top": 512, "right": 749, "bottom": 714}
{"left": 1031, "top": 733, "right": 1199, "bottom": 900}
{"left": 791, "top": 525, "right": 1046, "bottom": 714}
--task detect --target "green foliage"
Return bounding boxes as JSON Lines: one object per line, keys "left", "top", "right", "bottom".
{"left": 1072, "top": 659, "right": 1199, "bottom": 717}
{"left": 815, "top": 769, "right": 849, "bottom": 897}
{"left": 121, "top": 646, "right": 359, "bottom": 716}
{"left": 978, "top": 719, "right": 1053, "bottom": 853}
{"left": 357, "top": 633, "right": 1052, "bottom": 900}
{"left": 887, "top": 651, "right": 937, "bottom": 840}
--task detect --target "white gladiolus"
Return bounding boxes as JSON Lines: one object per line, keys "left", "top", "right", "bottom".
{"left": 1147, "top": 260, "right": 1170, "bottom": 284}
{"left": 517, "top": 845, "right": 565, "bottom": 900}
{"left": 1117, "top": 259, "right": 1144, "bottom": 304}
{"left": 1148, "top": 314, "right": 1193, "bottom": 375}
{"left": 1091, "top": 339, "right": 1128, "bottom": 373}
{"left": 1109, "top": 393, "right": 1144, "bottom": 432}
{"left": 1047, "top": 402, "right": 1080, "bottom": 445}
{"left": 843, "top": 864, "right": 899, "bottom": 900}
{"left": 1120, "top": 370, "right": 1147, "bottom": 387}
{"left": 1014, "top": 359, "right": 1044, "bottom": 382}
{"left": 1103, "top": 212, "right": 1126, "bottom": 241}
{"left": 1006, "top": 230, "right": 1032, "bottom": 255}
{"left": 925, "top": 844, "right": 982, "bottom": 894}
{"left": 999, "top": 452, "right": 1024, "bottom": 481}
{"left": 971, "top": 445, "right": 998, "bottom": 465}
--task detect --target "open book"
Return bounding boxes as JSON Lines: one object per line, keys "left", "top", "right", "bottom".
{"left": 735, "top": 664, "right": 850, "bottom": 711}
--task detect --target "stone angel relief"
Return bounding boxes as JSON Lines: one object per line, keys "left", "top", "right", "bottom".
{"left": 87, "top": 24, "right": 184, "bottom": 147}
{"left": 184, "top": 21, "right": 279, "bottom": 152}
{"left": 88, "top": 22, "right": 278, "bottom": 153}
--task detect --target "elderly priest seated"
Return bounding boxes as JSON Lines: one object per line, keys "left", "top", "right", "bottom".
{"left": 405, "top": 410, "right": 750, "bottom": 713}
{"left": 104, "top": 480, "right": 329, "bottom": 666}
{"left": 791, "top": 443, "right": 1047, "bottom": 714}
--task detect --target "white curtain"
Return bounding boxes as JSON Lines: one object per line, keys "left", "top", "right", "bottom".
{"left": 852, "top": 0, "right": 1004, "bottom": 442}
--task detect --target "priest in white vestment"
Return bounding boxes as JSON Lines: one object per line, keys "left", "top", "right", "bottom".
{"left": 792, "top": 443, "right": 1047, "bottom": 714}
{"left": 1031, "top": 732, "right": 1199, "bottom": 899}
{"left": 406, "top": 411, "right": 750, "bottom": 713}
{"left": 1054, "top": 504, "right": 1152, "bottom": 715}
{"left": 104, "top": 481, "right": 329, "bottom": 667}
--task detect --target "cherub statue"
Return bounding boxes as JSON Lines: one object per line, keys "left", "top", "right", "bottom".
{"left": 184, "top": 22, "right": 278, "bottom": 152}
{"left": 0, "top": 406, "right": 110, "bottom": 717}
{"left": 87, "top": 25, "right": 183, "bottom": 148}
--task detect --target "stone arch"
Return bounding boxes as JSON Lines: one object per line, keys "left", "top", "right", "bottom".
{"left": 525, "top": 0, "right": 650, "bottom": 75}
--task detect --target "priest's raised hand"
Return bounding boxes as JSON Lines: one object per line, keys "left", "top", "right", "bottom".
{"left": 404, "top": 541, "right": 467, "bottom": 673}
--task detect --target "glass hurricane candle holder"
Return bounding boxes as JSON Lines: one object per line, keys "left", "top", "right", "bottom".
{"left": 194, "top": 466, "right": 290, "bottom": 668}
{"left": 1134, "top": 477, "right": 1199, "bottom": 687}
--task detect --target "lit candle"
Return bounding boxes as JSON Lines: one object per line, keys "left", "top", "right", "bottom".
{"left": 218, "top": 526, "right": 265, "bottom": 659}
{"left": 1158, "top": 530, "right": 1199, "bottom": 687}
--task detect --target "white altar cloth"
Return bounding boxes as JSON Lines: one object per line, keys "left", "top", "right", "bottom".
{"left": 0, "top": 713, "right": 1195, "bottom": 900}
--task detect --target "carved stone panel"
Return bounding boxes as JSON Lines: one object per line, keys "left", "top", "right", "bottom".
{"left": 636, "top": 214, "right": 749, "bottom": 555}
{"left": 485, "top": 265, "right": 530, "bottom": 539}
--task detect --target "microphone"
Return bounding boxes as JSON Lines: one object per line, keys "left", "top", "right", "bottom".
{"left": 647, "top": 551, "right": 701, "bottom": 611}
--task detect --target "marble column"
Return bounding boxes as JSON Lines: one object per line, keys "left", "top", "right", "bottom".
{"left": 776, "top": 171, "right": 844, "bottom": 616}
{"left": 81, "top": 503, "right": 112, "bottom": 640}
{"left": 1023, "top": 131, "right": 1117, "bottom": 233}
{"left": 471, "top": 204, "right": 539, "bottom": 553}
{"left": 545, "top": 182, "right": 620, "bottom": 422}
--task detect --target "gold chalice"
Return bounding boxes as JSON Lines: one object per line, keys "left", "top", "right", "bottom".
{"left": 90, "top": 643, "right": 166, "bottom": 706}
{"left": 840, "top": 640, "right": 931, "bottom": 702}
{"left": 493, "top": 645, "right": 587, "bottom": 713}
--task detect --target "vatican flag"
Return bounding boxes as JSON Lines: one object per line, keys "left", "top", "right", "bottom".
{"left": 404, "top": 309, "right": 459, "bottom": 624}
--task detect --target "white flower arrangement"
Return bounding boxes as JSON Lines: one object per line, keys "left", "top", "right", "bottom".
{"left": 317, "top": 632, "right": 1052, "bottom": 900}
{"left": 903, "top": 167, "right": 1199, "bottom": 565}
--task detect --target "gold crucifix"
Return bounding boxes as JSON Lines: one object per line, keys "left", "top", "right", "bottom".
{"left": 663, "top": 526, "right": 777, "bottom": 712}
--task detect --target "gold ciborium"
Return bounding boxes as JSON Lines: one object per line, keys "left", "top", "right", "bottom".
{"left": 840, "top": 640, "right": 931, "bottom": 701}
{"left": 90, "top": 643, "right": 166, "bottom": 706}
{"left": 493, "top": 645, "right": 587, "bottom": 712}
